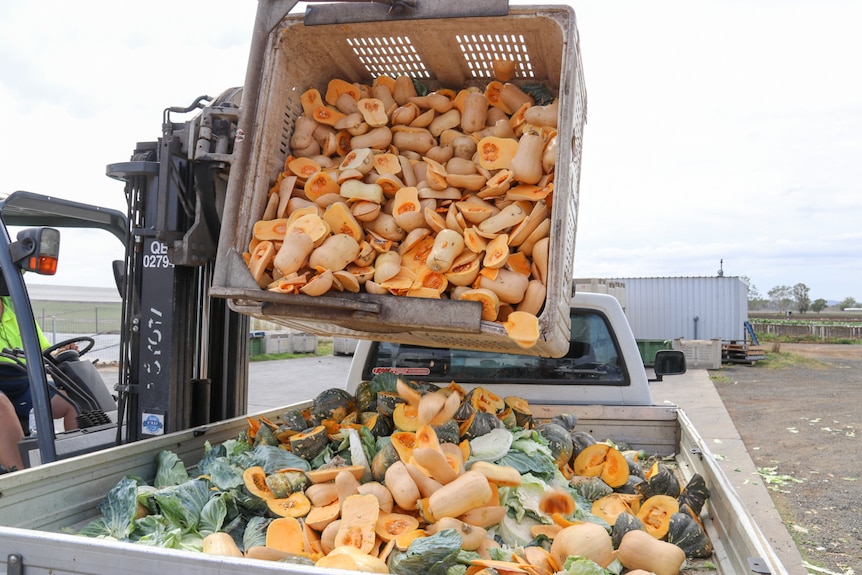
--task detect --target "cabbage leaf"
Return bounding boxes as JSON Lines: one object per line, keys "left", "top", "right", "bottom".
{"left": 388, "top": 529, "right": 463, "bottom": 575}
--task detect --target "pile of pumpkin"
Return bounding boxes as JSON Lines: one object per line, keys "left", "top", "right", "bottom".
{"left": 205, "top": 379, "right": 714, "bottom": 575}
{"left": 243, "top": 65, "right": 563, "bottom": 348}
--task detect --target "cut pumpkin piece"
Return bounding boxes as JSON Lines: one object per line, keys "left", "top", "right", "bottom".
{"left": 267, "top": 491, "right": 312, "bottom": 518}
{"left": 300, "top": 88, "right": 325, "bottom": 117}
{"left": 287, "top": 157, "right": 322, "bottom": 181}
{"left": 477, "top": 136, "right": 518, "bottom": 171}
{"left": 636, "top": 494, "right": 679, "bottom": 539}
{"left": 311, "top": 105, "right": 346, "bottom": 127}
{"left": 243, "top": 465, "right": 275, "bottom": 500}
{"left": 393, "top": 403, "right": 420, "bottom": 432}
{"left": 357, "top": 98, "right": 389, "bottom": 127}
{"left": 390, "top": 430, "right": 417, "bottom": 463}
{"left": 503, "top": 310, "right": 540, "bottom": 349}
{"left": 303, "top": 171, "right": 340, "bottom": 202}
{"left": 334, "top": 494, "right": 379, "bottom": 554}
{"left": 459, "top": 288, "right": 500, "bottom": 322}
{"left": 247, "top": 240, "right": 275, "bottom": 283}
{"left": 375, "top": 512, "right": 420, "bottom": 542}
{"left": 266, "top": 516, "right": 305, "bottom": 554}
{"left": 572, "top": 443, "right": 629, "bottom": 488}
{"left": 591, "top": 493, "right": 642, "bottom": 526}
{"left": 325, "top": 78, "right": 361, "bottom": 106}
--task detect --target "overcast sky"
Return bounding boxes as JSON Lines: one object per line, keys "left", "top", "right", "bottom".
{"left": 1, "top": 1, "right": 860, "bottom": 303}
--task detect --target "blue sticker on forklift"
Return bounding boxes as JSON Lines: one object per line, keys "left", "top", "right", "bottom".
{"left": 142, "top": 413, "right": 165, "bottom": 435}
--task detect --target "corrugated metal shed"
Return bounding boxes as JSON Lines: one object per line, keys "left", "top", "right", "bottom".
{"left": 577, "top": 276, "right": 748, "bottom": 341}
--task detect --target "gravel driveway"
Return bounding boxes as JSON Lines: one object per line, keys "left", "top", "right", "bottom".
{"left": 712, "top": 343, "right": 862, "bottom": 574}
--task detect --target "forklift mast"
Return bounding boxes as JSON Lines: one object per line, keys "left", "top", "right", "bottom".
{"left": 107, "top": 89, "right": 249, "bottom": 442}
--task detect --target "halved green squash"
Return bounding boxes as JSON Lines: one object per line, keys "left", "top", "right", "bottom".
{"left": 535, "top": 422, "right": 574, "bottom": 469}
{"left": 635, "top": 462, "right": 682, "bottom": 499}
{"left": 393, "top": 403, "right": 420, "bottom": 432}
{"left": 677, "top": 473, "right": 710, "bottom": 515}
{"left": 311, "top": 388, "right": 356, "bottom": 424}
{"left": 465, "top": 387, "right": 505, "bottom": 414}
{"left": 610, "top": 511, "right": 646, "bottom": 549}
{"left": 361, "top": 411, "right": 394, "bottom": 437}
{"left": 504, "top": 396, "right": 532, "bottom": 429}
{"left": 355, "top": 380, "right": 377, "bottom": 413}
{"left": 459, "top": 410, "right": 502, "bottom": 441}
{"left": 636, "top": 494, "right": 679, "bottom": 539}
{"left": 371, "top": 440, "right": 400, "bottom": 483}
{"left": 289, "top": 425, "right": 329, "bottom": 461}
{"left": 265, "top": 470, "right": 309, "bottom": 498}
{"left": 244, "top": 466, "right": 275, "bottom": 500}
{"left": 667, "top": 511, "right": 714, "bottom": 558}
{"left": 432, "top": 419, "right": 461, "bottom": 445}
{"left": 376, "top": 391, "right": 405, "bottom": 417}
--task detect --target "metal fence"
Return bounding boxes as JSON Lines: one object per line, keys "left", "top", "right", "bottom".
{"left": 751, "top": 322, "right": 862, "bottom": 341}
{"left": 31, "top": 305, "right": 122, "bottom": 364}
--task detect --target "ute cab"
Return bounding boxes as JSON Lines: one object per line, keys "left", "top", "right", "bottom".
{"left": 345, "top": 291, "right": 686, "bottom": 406}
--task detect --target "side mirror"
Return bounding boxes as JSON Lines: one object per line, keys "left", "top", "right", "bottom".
{"left": 650, "top": 349, "right": 686, "bottom": 382}
{"left": 10, "top": 227, "right": 60, "bottom": 275}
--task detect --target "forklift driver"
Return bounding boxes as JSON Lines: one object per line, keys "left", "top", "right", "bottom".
{"left": 0, "top": 286, "right": 78, "bottom": 437}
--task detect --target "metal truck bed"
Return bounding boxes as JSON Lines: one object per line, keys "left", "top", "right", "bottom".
{"left": 0, "top": 402, "right": 786, "bottom": 575}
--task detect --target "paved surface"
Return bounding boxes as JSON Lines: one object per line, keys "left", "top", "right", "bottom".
{"left": 245, "top": 355, "right": 353, "bottom": 413}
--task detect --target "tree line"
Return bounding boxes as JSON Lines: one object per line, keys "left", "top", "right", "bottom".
{"left": 741, "top": 277, "right": 858, "bottom": 313}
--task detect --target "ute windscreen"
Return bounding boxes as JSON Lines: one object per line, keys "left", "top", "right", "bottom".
{"left": 361, "top": 310, "right": 630, "bottom": 387}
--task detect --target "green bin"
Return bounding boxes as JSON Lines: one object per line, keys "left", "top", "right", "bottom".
{"left": 249, "top": 331, "right": 265, "bottom": 356}
{"left": 636, "top": 339, "right": 671, "bottom": 366}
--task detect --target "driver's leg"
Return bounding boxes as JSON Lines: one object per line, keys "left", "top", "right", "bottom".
{"left": 50, "top": 393, "right": 78, "bottom": 431}
{"left": 0, "top": 392, "right": 25, "bottom": 471}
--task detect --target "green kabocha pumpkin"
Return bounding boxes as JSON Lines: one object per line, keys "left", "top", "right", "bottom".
{"left": 432, "top": 419, "right": 461, "bottom": 445}
{"left": 677, "top": 473, "right": 710, "bottom": 515}
{"left": 371, "top": 440, "right": 399, "bottom": 482}
{"left": 464, "top": 387, "right": 505, "bottom": 414}
{"left": 611, "top": 511, "right": 647, "bottom": 549}
{"left": 667, "top": 511, "right": 714, "bottom": 559}
{"left": 265, "top": 470, "right": 308, "bottom": 499}
{"left": 311, "top": 388, "right": 356, "bottom": 424}
{"left": 635, "top": 462, "right": 681, "bottom": 499}
{"left": 354, "top": 380, "right": 377, "bottom": 413}
{"left": 614, "top": 474, "right": 645, "bottom": 495}
{"left": 253, "top": 421, "right": 279, "bottom": 447}
{"left": 570, "top": 475, "right": 613, "bottom": 502}
{"left": 534, "top": 422, "right": 574, "bottom": 469}
{"left": 496, "top": 407, "right": 517, "bottom": 429}
{"left": 504, "top": 395, "right": 532, "bottom": 429}
{"left": 459, "top": 410, "right": 502, "bottom": 441}
{"left": 289, "top": 425, "right": 329, "bottom": 461}
{"left": 361, "top": 411, "right": 394, "bottom": 437}
{"left": 570, "top": 430, "right": 597, "bottom": 459}
{"left": 549, "top": 412, "right": 578, "bottom": 431}
{"left": 454, "top": 398, "right": 476, "bottom": 422}
{"left": 274, "top": 409, "right": 308, "bottom": 442}
{"left": 375, "top": 391, "right": 405, "bottom": 417}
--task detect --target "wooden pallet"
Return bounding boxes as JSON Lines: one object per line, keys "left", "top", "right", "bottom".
{"left": 722, "top": 340, "right": 766, "bottom": 365}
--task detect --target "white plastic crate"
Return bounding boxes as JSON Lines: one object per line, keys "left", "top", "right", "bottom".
{"left": 213, "top": 5, "right": 586, "bottom": 357}
{"left": 673, "top": 338, "right": 723, "bottom": 370}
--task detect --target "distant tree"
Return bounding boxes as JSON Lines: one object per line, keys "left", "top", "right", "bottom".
{"left": 740, "top": 276, "right": 767, "bottom": 310}
{"left": 768, "top": 285, "right": 793, "bottom": 312}
{"left": 840, "top": 296, "right": 858, "bottom": 310}
{"left": 740, "top": 276, "right": 761, "bottom": 301}
{"left": 792, "top": 283, "right": 811, "bottom": 314}
{"left": 811, "top": 298, "right": 828, "bottom": 313}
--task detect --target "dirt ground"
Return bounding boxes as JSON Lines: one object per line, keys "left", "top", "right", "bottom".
{"left": 711, "top": 343, "right": 862, "bottom": 575}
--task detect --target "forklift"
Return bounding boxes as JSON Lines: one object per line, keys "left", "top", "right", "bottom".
{"left": 1, "top": 87, "right": 249, "bottom": 468}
